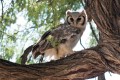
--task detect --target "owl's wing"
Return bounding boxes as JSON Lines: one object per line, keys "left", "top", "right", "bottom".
{"left": 32, "top": 30, "right": 52, "bottom": 58}
{"left": 32, "top": 24, "right": 81, "bottom": 59}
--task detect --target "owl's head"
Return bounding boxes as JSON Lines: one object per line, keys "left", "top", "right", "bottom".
{"left": 65, "top": 10, "right": 87, "bottom": 29}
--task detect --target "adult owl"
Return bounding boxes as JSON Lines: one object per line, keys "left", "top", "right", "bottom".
{"left": 32, "top": 10, "right": 87, "bottom": 60}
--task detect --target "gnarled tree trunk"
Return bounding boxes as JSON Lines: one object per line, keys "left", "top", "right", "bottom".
{"left": 0, "top": 0, "right": 120, "bottom": 80}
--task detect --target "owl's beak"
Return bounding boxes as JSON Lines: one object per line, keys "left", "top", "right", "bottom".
{"left": 74, "top": 22, "right": 77, "bottom": 27}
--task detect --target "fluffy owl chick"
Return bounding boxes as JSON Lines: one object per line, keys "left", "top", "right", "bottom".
{"left": 32, "top": 10, "right": 87, "bottom": 60}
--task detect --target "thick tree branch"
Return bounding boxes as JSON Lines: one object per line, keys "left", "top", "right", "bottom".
{"left": 0, "top": 42, "right": 120, "bottom": 80}
{"left": 0, "top": 46, "right": 107, "bottom": 80}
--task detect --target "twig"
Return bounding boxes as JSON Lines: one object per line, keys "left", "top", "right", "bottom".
{"left": 80, "top": 38, "right": 85, "bottom": 49}
{"left": 89, "top": 22, "right": 99, "bottom": 43}
{"left": 1, "top": 0, "right": 4, "bottom": 20}
{"left": 0, "top": 30, "right": 15, "bottom": 39}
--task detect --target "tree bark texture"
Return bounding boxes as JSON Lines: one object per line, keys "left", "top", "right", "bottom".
{"left": 0, "top": 0, "right": 120, "bottom": 80}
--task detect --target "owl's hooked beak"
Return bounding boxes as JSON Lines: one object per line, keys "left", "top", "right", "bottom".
{"left": 73, "top": 21, "right": 78, "bottom": 28}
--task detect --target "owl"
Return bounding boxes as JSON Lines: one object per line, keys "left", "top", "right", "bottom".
{"left": 32, "top": 10, "right": 87, "bottom": 61}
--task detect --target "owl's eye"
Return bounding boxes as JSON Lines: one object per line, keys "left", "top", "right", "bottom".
{"left": 70, "top": 18, "right": 74, "bottom": 22}
{"left": 77, "top": 17, "right": 82, "bottom": 22}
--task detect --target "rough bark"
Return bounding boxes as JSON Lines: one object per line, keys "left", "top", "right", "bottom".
{"left": 0, "top": 0, "right": 120, "bottom": 80}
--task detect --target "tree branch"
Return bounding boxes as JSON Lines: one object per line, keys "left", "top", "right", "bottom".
{"left": 0, "top": 46, "right": 107, "bottom": 80}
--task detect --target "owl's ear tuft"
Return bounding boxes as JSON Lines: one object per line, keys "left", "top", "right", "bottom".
{"left": 66, "top": 10, "right": 72, "bottom": 15}
{"left": 81, "top": 10, "right": 88, "bottom": 22}
{"left": 81, "top": 10, "right": 86, "bottom": 16}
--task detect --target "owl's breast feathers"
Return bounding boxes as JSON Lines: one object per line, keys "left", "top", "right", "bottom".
{"left": 32, "top": 24, "right": 81, "bottom": 59}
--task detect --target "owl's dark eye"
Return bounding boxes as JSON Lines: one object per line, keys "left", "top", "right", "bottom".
{"left": 70, "top": 18, "right": 74, "bottom": 22}
{"left": 77, "top": 17, "right": 82, "bottom": 22}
